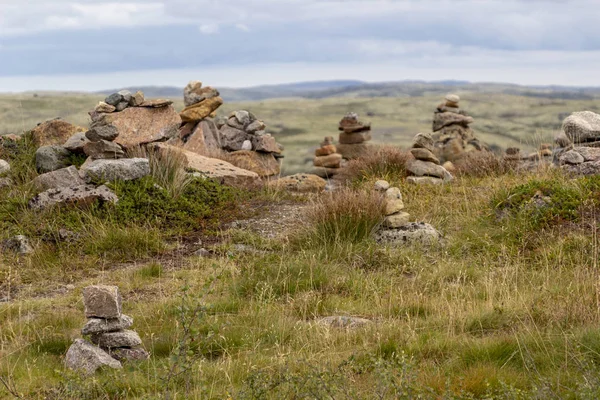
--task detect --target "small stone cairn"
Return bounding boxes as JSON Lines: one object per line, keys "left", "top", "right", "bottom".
{"left": 554, "top": 111, "right": 600, "bottom": 175}
{"left": 374, "top": 180, "right": 411, "bottom": 228}
{"left": 313, "top": 136, "right": 343, "bottom": 178}
{"left": 432, "top": 94, "right": 486, "bottom": 162}
{"left": 337, "top": 112, "right": 372, "bottom": 159}
{"left": 406, "top": 133, "right": 453, "bottom": 185}
{"left": 65, "top": 285, "right": 148, "bottom": 375}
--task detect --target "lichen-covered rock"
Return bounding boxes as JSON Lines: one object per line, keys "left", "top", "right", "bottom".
{"left": 65, "top": 339, "right": 122, "bottom": 375}
{"left": 374, "top": 222, "right": 443, "bottom": 247}
{"left": 559, "top": 150, "right": 585, "bottom": 165}
{"left": 35, "top": 145, "right": 72, "bottom": 173}
{"left": 1, "top": 235, "right": 33, "bottom": 255}
{"left": 252, "top": 134, "right": 281, "bottom": 153}
{"left": 219, "top": 125, "right": 249, "bottom": 152}
{"left": 83, "top": 285, "right": 122, "bottom": 319}
{"left": 82, "top": 315, "right": 134, "bottom": 335}
{"left": 86, "top": 124, "right": 119, "bottom": 142}
{"left": 31, "top": 118, "right": 86, "bottom": 146}
{"left": 29, "top": 185, "right": 118, "bottom": 210}
{"left": 91, "top": 330, "right": 142, "bottom": 349}
{"left": 31, "top": 166, "right": 85, "bottom": 192}
{"left": 80, "top": 158, "right": 150, "bottom": 183}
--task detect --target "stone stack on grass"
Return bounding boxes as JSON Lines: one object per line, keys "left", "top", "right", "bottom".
{"left": 313, "top": 136, "right": 343, "bottom": 178}
{"left": 432, "top": 94, "right": 487, "bottom": 162}
{"left": 337, "top": 112, "right": 372, "bottom": 159}
{"left": 374, "top": 180, "right": 411, "bottom": 228}
{"left": 406, "top": 133, "right": 453, "bottom": 185}
{"left": 65, "top": 285, "right": 148, "bottom": 375}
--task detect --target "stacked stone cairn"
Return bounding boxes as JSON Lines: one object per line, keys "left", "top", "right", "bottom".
{"left": 555, "top": 111, "right": 600, "bottom": 175}
{"left": 313, "top": 136, "right": 343, "bottom": 178}
{"left": 176, "top": 81, "right": 283, "bottom": 178}
{"left": 65, "top": 285, "right": 148, "bottom": 375}
{"left": 432, "top": 94, "right": 486, "bottom": 162}
{"left": 337, "top": 112, "right": 372, "bottom": 159}
{"left": 406, "top": 133, "right": 453, "bottom": 185}
{"left": 375, "top": 180, "right": 411, "bottom": 228}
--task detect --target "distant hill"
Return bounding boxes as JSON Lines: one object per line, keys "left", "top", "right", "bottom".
{"left": 98, "top": 80, "right": 600, "bottom": 102}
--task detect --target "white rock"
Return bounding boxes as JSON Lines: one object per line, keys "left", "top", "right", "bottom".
{"left": 374, "top": 180, "right": 390, "bottom": 191}
{"left": 0, "top": 159, "right": 10, "bottom": 174}
{"left": 241, "top": 140, "right": 252, "bottom": 150}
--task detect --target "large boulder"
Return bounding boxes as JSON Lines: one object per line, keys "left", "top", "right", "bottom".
{"left": 30, "top": 119, "right": 86, "bottom": 146}
{"left": 29, "top": 185, "right": 118, "bottom": 210}
{"left": 227, "top": 150, "right": 280, "bottom": 177}
{"left": 65, "top": 339, "right": 122, "bottom": 375}
{"left": 94, "top": 106, "right": 181, "bottom": 149}
{"left": 563, "top": 111, "right": 600, "bottom": 143}
{"left": 180, "top": 97, "right": 224, "bottom": 123}
{"left": 80, "top": 158, "right": 150, "bottom": 183}
{"left": 151, "top": 144, "right": 259, "bottom": 187}
{"left": 35, "top": 145, "right": 72, "bottom": 173}
{"left": 31, "top": 166, "right": 85, "bottom": 192}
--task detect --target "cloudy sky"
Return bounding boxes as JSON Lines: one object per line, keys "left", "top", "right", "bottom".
{"left": 1, "top": 0, "right": 599, "bottom": 91}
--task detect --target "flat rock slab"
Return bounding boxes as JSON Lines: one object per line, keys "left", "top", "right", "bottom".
{"left": 83, "top": 285, "right": 122, "bottom": 319}
{"left": 407, "top": 160, "right": 453, "bottom": 181}
{"left": 31, "top": 166, "right": 85, "bottom": 192}
{"left": 29, "top": 184, "right": 118, "bottom": 210}
{"left": 374, "top": 222, "right": 443, "bottom": 247}
{"left": 65, "top": 339, "right": 122, "bottom": 375}
{"left": 80, "top": 158, "right": 150, "bottom": 183}
{"left": 91, "top": 330, "right": 142, "bottom": 348}
{"left": 433, "top": 112, "right": 474, "bottom": 132}
{"left": 82, "top": 315, "right": 134, "bottom": 335}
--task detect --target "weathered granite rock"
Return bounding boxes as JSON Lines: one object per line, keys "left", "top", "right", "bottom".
{"left": 83, "top": 140, "right": 125, "bottom": 160}
{"left": 555, "top": 131, "right": 573, "bottom": 147}
{"left": 83, "top": 285, "right": 122, "bottom": 319}
{"left": 252, "top": 134, "right": 281, "bottom": 153}
{"left": 407, "top": 160, "right": 453, "bottom": 181}
{"left": 563, "top": 111, "right": 600, "bottom": 143}
{"left": 65, "top": 339, "right": 122, "bottom": 375}
{"left": 95, "top": 106, "right": 181, "bottom": 149}
{"left": 267, "top": 173, "right": 326, "bottom": 193}
{"left": 91, "top": 330, "right": 142, "bottom": 349}
{"left": 35, "top": 145, "right": 72, "bottom": 173}
{"left": 562, "top": 160, "right": 600, "bottom": 176}
{"left": 108, "top": 347, "right": 150, "bottom": 362}
{"left": 219, "top": 125, "right": 249, "bottom": 152}
{"left": 86, "top": 124, "right": 119, "bottom": 142}
{"left": 82, "top": 315, "right": 134, "bottom": 335}
{"left": 115, "top": 101, "right": 129, "bottom": 112}
{"left": 29, "top": 184, "right": 118, "bottom": 210}
{"left": 412, "top": 133, "right": 435, "bottom": 152}
{"left": 246, "top": 120, "right": 266, "bottom": 134}
{"left": 180, "top": 97, "right": 224, "bottom": 122}
{"left": 63, "top": 132, "right": 90, "bottom": 153}
{"left": 95, "top": 102, "right": 116, "bottom": 113}
{"left": 559, "top": 150, "right": 585, "bottom": 165}
{"left": 227, "top": 150, "right": 280, "bottom": 177}
{"left": 573, "top": 146, "right": 600, "bottom": 161}
{"left": 129, "top": 91, "right": 145, "bottom": 107}
{"left": 80, "top": 158, "right": 150, "bottom": 183}
{"left": 139, "top": 99, "right": 173, "bottom": 108}
{"left": 374, "top": 222, "right": 443, "bottom": 246}
{"left": 31, "top": 119, "right": 86, "bottom": 146}
{"left": 315, "top": 145, "right": 336, "bottom": 156}
{"left": 317, "top": 316, "right": 372, "bottom": 329}
{"left": 32, "top": 166, "right": 85, "bottom": 192}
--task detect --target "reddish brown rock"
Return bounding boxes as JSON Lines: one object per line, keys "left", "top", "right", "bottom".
{"left": 227, "top": 150, "right": 280, "bottom": 177}
{"left": 339, "top": 132, "right": 371, "bottom": 144}
{"left": 30, "top": 119, "right": 86, "bottom": 147}
{"left": 313, "top": 153, "right": 343, "bottom": 168}
{"left": 315, "top": 145, "right": 337, "bottom": 156}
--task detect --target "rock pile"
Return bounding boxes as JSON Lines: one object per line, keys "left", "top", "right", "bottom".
{"left": 406, "top": 133, "right": 453, "bottom": 185}
{"left": 175, "top": 81, "right": 283, "bottom": 178}
{"left": 432, "top": 94, "right": 486, "bottom": 162}
{"left": 563, "top": 111, "right": 600, "bottom": 147}
{"left": 553, "top": 111, "right": 600, "bottom": 175}
{"left": 337, "top": 113, "right": 372, "bottom": 159}
{"left": 65, "top": 285, "right": 148, "bottom": 375}
{"left": 313, "top": 136, "right": 343, "bottom": 178}
{"left": 375, "top": 180, "right": 411, "bottom": 228}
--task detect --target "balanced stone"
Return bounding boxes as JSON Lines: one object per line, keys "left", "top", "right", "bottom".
{"left": 383, "top": 212, "right": 411, "bottom": 228}
{"left": 91, "top": 330, "right": 142, "bottom": 349}
{"left": 314, "top": 153, "right": 342, "bottom": 168}
{"left": 339, "top": 132, "right": 371, "bottom": 144}
{"left": 83, "top": 285, "right": 122, "bottom": 319}
{"left": 95, "top": 102, "right": 116, "bottom": 113}
{"left": 384, "top": 187, "right": 404, "bottom": 215}
{"left": 129, "top": 91, "right": 145, "bottom": 107}
{"left": 82, "top": 315, "right": 134, "bottom": 335}
{"left": 86, "top": 124, "right": 119, "bottom": 142}
{"left": 410, "top": 148, "right": 439, "bottom": 164}
{"left": 412, "top": 133, "right": 435, "bottom": 152}
{"left": 315, "top": 144, "right": 336, "bottom": 156}
{"left": 407, "top": 160, "right": 453, "bottom": 181}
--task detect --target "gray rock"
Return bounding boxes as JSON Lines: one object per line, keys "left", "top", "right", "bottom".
{"left": 412, "top": 133, "right": 435, "bottom": 152}
{"left": 83, "top": 285, "right": 122, "bottom": 319}
{"left": 82, "top": 315, "right": 134, "bottom": 335}
{"left": 219, "top": 125, "right": 249, "bottom": 152}
{"left": 385, "top": 187, "right": 404, "bottom": 215}
{"left": 374, "top": 180, "right": 390, "bottom": 191}
{"left": 406, "top": 176, "right": 446, "bottom": 185}
{"left": 317, "top": 316, "right": 372, "bottom": 329}
{"left": 105, "top": 92, "right": 123, "bottom": 107}
{"left": 2, "top": 235, "right": 33, "bottom": 255}
{"left": 108, "top": 347, "right": 149, "bottom": 362}
{"left": 407, "top": 160, "right": 453, "bottom": 181}
{"left": 63, "top": 132, "right": 90, "bottom": 153}
{"left": 129, "top": 91, "right": 145, "bottom": 107}
{"left": 0, "top": 159, "right": 10, "bottom": 174}
{"left": 555, "top": 131, "right": 572, "bottom": 147}
{"left": 563, "top": 111, "right": 600, "bottom": 143}
{"left": 117, "top": 90, "right": 132, "bottom": 104}
{"left": 246, "top": 120, "right": 266, "bottom": 134}
{"left": 31, "top": 166, "right": 85, "bottom": 192}
{"left": 241, "top": 140, "right": 252, "bottom": 150}
{"left": 91, "top": 330, "right": 142, "bottom": 349}
{"left": 234, "top": 110, "right": 251, "bottom": 127}
{"left": 562, "top": 160, "right": 600, "bottom": 176}
{"left": 115, "top": 101, "right": 129, "bottom": 112}
{"left": 29, "top": 185, "right": 118, "bottom": 210}
{"left": 83, "top": 140, "right": 125, "bottom": 160}
{"left": 226, "top": 116, "right": 246, "bottom": 130}
{"left": 559, "top": 150, "right": 585, "bottom": 165}
{"left": 65, "top": 339, "right": 122, "bottom": 375}
{"left": 36, "top": 145, "right": 72, "bottom": 173}
{"left": 252, "top": 134, "right": 280, "bottom": 153}
{"left": 0, "top": 177, "right": 12, "bottom": 189}
{"left": 86, "top": 124, "right": 119, "bottom": 142}
{"left": 573, "top": 146, "right": 600, "bottom": 161}
{"left": 80, "top": 158, "right": 150, "bottom": 183}
{"left": 410, "top": 148, "right": 440, "bottom": 164}
{"left": 374, "top": 222, "right": 443, "bottom": 247}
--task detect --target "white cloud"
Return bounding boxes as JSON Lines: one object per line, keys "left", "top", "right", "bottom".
{"left": 199, "top": 23, "right": 220, "bottom": 34}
